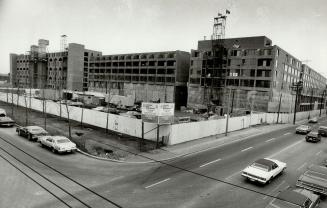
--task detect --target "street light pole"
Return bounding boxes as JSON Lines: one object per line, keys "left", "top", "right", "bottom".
{"left": 225, "top": 87, "right": 231, "bottom": 136}
{"left": 292, "top": 81, "right": 302, "bottom": 125}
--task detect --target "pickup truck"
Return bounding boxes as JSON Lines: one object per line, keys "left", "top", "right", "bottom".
{"left": 296, "top": 165, "right": 327, "bottom": 195}
{"left": 266, "top": 188, "right": 320, "bottom": 208}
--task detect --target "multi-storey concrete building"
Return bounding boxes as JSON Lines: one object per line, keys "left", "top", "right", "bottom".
{"left": 87, "top": 51, "right": 190, "bottom": 109}
{"left": 188, "top": 36, "right": 326, "bottom": 113}
{"left": 10, "top": 39, "right": 190, "bottom": 108}
{"left": 10, "top": 39, "right": 101, "bottom": 92}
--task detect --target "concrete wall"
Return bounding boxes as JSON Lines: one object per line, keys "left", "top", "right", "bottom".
{"left": 0, "top": 92, "right": 171, "bottom": 142}
{"left": 0, "top": 92, "right": 325, "bottom": 146}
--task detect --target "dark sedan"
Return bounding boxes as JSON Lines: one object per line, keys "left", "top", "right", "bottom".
{"left": 16, "top": 125, "right": 49, "bottom": 141}
{"left": 305, "top": 132, "right": 321, "bottom": 143}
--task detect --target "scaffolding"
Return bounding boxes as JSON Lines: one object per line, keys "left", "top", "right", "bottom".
{"left": 203, "top": 11, "right": 229, "bottom": 114}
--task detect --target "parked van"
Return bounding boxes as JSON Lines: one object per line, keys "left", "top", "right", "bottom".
{"left": 318, "top": 126, "right": 327, "bottom": 137}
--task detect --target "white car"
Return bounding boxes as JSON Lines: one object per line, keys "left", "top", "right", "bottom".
{"left": 39, "top": 136, "right": 77, "bottom": 154}
{"left": 242, "top": 158, "right": 286, "bottom": 184}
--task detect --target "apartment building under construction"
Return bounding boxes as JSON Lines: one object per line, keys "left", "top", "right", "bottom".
{"left": 188, "top": 36, "right": 327, "bottom": 114}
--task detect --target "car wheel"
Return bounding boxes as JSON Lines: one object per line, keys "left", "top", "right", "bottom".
{"left": 28, "top": 134, "right": 32, "bottom": 141}
{"left": 18, "top": 130, "right": 21, "bottom": 136}
{"left": 267, "top": 177, "right": 273, "bottom": 184}
{"left": 51, "top": 148, "right": 56, "bottom": 154}
{"left": 41, "top": 143, "right": 45, "bottom": 148}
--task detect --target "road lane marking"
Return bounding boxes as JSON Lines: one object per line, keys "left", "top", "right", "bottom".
{"left": 283, "top": 132, "right": 291, "bottom": 135}
{"left": 181, "top": 132, "right": 267, "bottom": 158}
{"left": 241, "top": 147, "right": 253, "bottom": 152}
{"left": 263, "top": 180, "right": 286, "bottom": 200}
{"left": 145, "top": 178, "right": 170, "bottom": 189}
{"left": 200, "top": 158, "right": 222, "bottom": 168}
{"left": 268, "top": 140, "right": 302, "bottom": 158}
{"left": 266, "top": 138, "right": 276, "bottom": 142}
{"left": 297, "top": 162, "right": 307, "bottom": 171}
{"left": 226, "top": 171, "right": 241, "bottom": 180}
{"left": 316, "top": 150, "right": 322, "bottom": 156}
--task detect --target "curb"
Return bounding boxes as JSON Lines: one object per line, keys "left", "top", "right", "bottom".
{"left": 77, "top": 123, "right": 297, "bottom": 164}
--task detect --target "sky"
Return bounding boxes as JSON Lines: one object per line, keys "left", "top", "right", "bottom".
{"left": 0, "top": 0, "right": 326, "bottom": 77}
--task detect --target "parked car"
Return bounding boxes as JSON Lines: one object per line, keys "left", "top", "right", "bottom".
{"left": 318, "top": 126, "right": 327, "bottom": 137}
{"left": 241, "top": 158, "right": 287, "bottom": 184}
{"left": 296, "top": 165, "right": 327, "bottom": 195}
{"left": 0, "top": 115, "right": 15, "bottom": 127}
{"left": 39, "top": 136, "right": 77, "bottom": 154}
{"left": 266, "top": 188, "right": 320, "bottom": 208}
{"left": 305, "top": 132, "right": 321, "bottom": 143}
{"left": 308, "top": 117, "right": 318, "bottom": 123}
{"left": 16, "top": 126, "right": 49, "bottom": 141}
{"left": 296, "top": 125, "right": 312, "bottom": 134}
{"left": 0, "top": 108, "right": 7, "bottom": 116}
{"left": 319, "top": 159, "right": 327, "bottom": 167}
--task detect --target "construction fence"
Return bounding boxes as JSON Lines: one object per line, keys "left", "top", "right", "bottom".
{"left": 0, "top": 92, "right": 325, "bottom": 146}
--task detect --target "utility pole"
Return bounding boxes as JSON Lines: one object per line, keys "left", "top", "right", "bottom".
{"left": 276, "top": 93, "right": 282, "bottom": 124}
{"left": 292, "top": 81, "right": 302, "bottom": 125}
{"left": 225, "top": 88, "right": 231, "bottom": 136}
{"left": 308, "top": 88, "right": 314, "bottom": 119}
{"left": 230, "top": 89, "right": 235, "bottom": 114}
{"left": 80, "top": 90, "right": 85, "bottom": 128}
{"left": 320, "top": 86, "right": 327, "bottom": 117}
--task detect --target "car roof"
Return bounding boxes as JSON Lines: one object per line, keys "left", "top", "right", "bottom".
{"left": 52, "top": 136, "right": 69, "bottom": 141}
{"left": 26, "top": 126, "right": 44, "bottom": 130}
{"left": 308, "top": 132, "right": 319, "bottom": 136}
{"left": 308, "top": 165, "right": 327, "bottom": 175}
{"left": 254, "top": 158, "right": 276, "bottom": 167}
{"left": 276, "top": 190, "right": 307, "bottom": 206}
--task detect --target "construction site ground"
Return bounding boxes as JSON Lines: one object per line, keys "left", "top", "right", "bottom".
{"left": 0, "top": 100, "right": 299, "bottom": 163}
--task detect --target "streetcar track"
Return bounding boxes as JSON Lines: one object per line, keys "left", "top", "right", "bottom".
{"left": 0, "top": 151, "right": 72, "bottom": 208}
{"left": 0, "top": 135, "right": 122, "bottom": 208}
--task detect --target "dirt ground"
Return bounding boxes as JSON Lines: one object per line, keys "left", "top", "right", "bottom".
{"left": 0, "top": 100, "right": 157, "bottom": 160}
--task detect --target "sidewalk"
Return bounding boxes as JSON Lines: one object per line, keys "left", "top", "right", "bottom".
{"left": 123, "top": 123, "right": 295, "bottom": 163}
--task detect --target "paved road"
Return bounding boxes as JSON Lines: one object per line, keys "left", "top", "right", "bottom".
{"left": 1, "top": 118, "right": 327, "bottom": 207}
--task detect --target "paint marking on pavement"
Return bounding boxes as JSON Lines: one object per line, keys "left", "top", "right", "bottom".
{"left": 263, "top": 180, "right": 286, "bottom": 200}
{"left": 226, "top": 171, "right": 241, "bottom": 180}
{"left": 268, "top": 140, "right": 302, "bottom": 158}
{"left": 200, "top": 158, "right": 222, "bottom": 168}
{"left": 316, "top": 150, "right": 322, "bottom": 156}
{"left": 241, "top": 147, "right": 253, "bottom": 152}
{"left": 266, "top": 138, "right": 276, "bottom": 142}
{"left": 283, "top": 132, "right": 291, "bottom": 135}
{"left": 182, "top": 132, "right": 265, "bottom": 158}
{"left": 297, "top": 162, "right": 308, "bottom": 171}
{"left": 145, "top": 178, "right": 170, "bottom": 189}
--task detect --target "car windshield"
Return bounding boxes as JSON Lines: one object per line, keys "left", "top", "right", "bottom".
{"left": 308, "top": 132, "right": 318, "bottom": 137}
{"left": 57, "top": 139, "right": 70, "bottom": 144}
{"left": 251, "top": 163, "right": 269, "bottom": 171}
